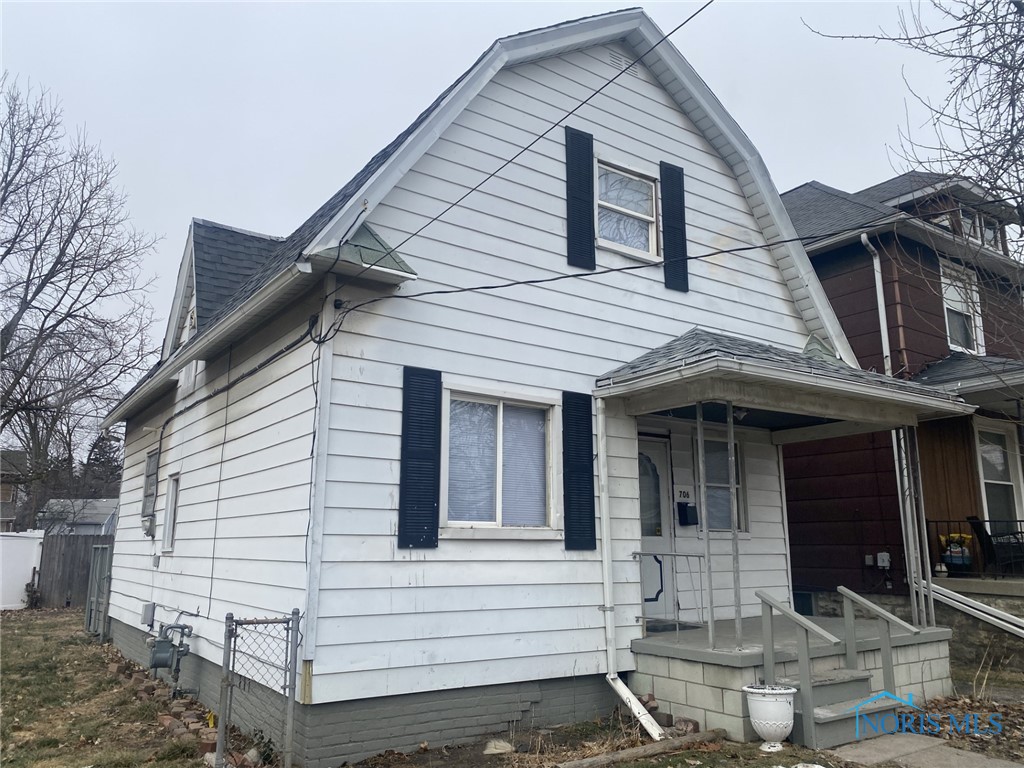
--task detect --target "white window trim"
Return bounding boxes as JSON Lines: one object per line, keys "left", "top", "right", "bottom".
{"left": 961, "top": 210, "right": 1001, "bottom": 250}
{"left": 690, "top": 433, "right": 749, "bottom": 534}
{"left": 161, "top": 473, "right": 180, "bottom": 553}
{"left": 142, "top": 451, "right": 159, "bottom": 519}
{"left": 941, "top": 260, "right": 985, "bottom": 355}
{"left": 595, "top": 160, "right": 660, "bottom": 263}
{"left": 973, "top": 418, "right": 1024, "bottom": 529}
{"left": 439, "top": 381, "right": 562, "bottom": 533}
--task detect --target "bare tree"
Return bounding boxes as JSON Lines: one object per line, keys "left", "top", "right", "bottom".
{"left": 814, "top": 1, "right": 1024, "bottom": 237}
{"left": 1, "top": 76, "right": 155, "bottom": 431}
{"left": 1, "top": 76, "right": 155, "bottom": 526}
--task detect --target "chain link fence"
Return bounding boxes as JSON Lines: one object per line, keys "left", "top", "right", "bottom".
{"left": 216, "top": 610, "right": 301, "bottom": 768}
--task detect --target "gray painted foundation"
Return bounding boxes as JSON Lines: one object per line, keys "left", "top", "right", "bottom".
{"left": 111, "top": 618, "right": 618, "bottom": 767}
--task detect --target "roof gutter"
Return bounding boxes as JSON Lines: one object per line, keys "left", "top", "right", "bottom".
{"left": 926, "top": 369, "right": 1024, "bottom": 396}
{"left": 595, "top": 356, "right": 975, "bottom": 417}
{"left": 101, "top": 260, "right": 314, "bottom": 429}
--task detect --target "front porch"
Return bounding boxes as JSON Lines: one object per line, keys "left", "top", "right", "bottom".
{"left": 628, "top": 612, "right": 953, "bottom": 747}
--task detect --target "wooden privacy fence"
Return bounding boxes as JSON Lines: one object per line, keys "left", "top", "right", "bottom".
{"left": 38, "top": 534, "right": 114, "bottom": 608}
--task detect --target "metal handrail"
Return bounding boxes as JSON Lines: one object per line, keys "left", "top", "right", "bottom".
{"left": 837, "top": 586, "right": 919, "bottom": 696}
{"left": 633, "top": 551, "right": 707, "bottom": 629}
{"left": 756, "top": 590, "right": 840, "bottom": 750}
{"left": 837, "top": 586, "right": 919, "bottom": 634}
{"left": 755, "top": 591, "right": 841, "bottom": 644}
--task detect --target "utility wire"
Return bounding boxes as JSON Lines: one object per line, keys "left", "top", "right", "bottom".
{"left": 321, "top": 0, "right": 718, "bottom": 303}
{"left": 330, "top": 194, "right": 1024, "bottom": 330}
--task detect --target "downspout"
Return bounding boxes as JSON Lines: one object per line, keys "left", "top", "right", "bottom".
{"left": 864, "top": 233, "right": 922, "bottom": 626}
{"left": 596, "top": 397, "right": 664, "bottom": 741}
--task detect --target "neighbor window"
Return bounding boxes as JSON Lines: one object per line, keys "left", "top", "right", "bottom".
{"left": 941, "top": 260, "right": 984, "bottom": 354}
{"left": 961, "top": 210, "right": 1001, "bottom": 250}
{"left": 445, "top": 396, "right": 550, "bottom": 527}
{"left": 162, "top": 474, "right": 180, "bottom": 552}
{"left": 701, "top": 438, "right": 747, "bottom": 531}
{"left": 597, "top": 164, "right": 657, "bottom": 259}
{"left": 977, "top": 427, "right": 1022, "bottom": 536}
{"left": 142, "top": 452, "right": 159, "bottom": 519}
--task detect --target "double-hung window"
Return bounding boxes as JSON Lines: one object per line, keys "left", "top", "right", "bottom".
{"left": 976, "top": 425, "right": 1023, "bottom": 536}
{"left": 444, "top": 394, "right": 551, "bottom": 528}
{"left": 701, "top": 438, "right": 747, "bottom": 531}
{"left": 941, "top": 260, "right": 984, "bottom": 354}
{"left": 597, "top": 164, "right": 658, "bottom": 260}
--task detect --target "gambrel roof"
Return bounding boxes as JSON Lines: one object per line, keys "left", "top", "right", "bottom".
{"left": 107, "top": 7, "right": 857, "bottom": 426}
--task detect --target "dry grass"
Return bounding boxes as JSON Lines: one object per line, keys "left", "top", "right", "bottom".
{"left": 1, "top": 608, "right": 201, "bottom": 768}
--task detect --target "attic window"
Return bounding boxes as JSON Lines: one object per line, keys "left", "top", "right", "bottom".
{"left": 961, "top": 210, "right": 1000, "bottom": 250}
{"left": 597, "top": 164, "right": 657, "bottom": 260}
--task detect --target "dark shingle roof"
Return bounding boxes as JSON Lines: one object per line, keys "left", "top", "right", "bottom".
{"left": 191, "top": 220, "right": 283, "bottom": 332}
{"left": 196, "top": 53, "right": 488, "bottom": 336}
{"left": 913, "top": 352, "right": 1024, "bottom": 388}
{"left": 781, "top": 181, "right": 894, "bottom": 242}
{"left": 598, "top": 327, "right": 959, "bottom": 401}
{"left": 855, "top": 171, "right": 948, "bottom": 204}
{"left": 195, "top": 8, "right": 642, "bottom": 337}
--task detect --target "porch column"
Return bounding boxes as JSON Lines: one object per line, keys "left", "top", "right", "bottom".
{"left": 696, "top": 402, "right": 715, "bottom": 649}
{"left": 727, "top": 401, "right": 743, "bottom": 650}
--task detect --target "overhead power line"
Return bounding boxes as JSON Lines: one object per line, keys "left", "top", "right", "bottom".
{"left": 323, "top": 0, "right": 718, "bottom": 303}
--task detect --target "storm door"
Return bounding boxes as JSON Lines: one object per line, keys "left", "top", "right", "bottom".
{"left": 639, "top": 438, "right": 674, "bottom": 620}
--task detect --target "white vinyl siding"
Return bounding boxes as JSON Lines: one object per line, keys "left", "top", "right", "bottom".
{"left": 315, "top": 42, "right": 803, "bottom": 704}
{"left": 108, "top": 297, "right": 319, "bottom": 666}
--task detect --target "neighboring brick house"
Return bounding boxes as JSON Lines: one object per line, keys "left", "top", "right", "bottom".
{"left": 781, "top": 172, "right": 1024, "bottom": 595}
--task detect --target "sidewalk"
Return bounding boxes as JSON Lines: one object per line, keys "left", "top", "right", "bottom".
{"left": 833, "top": 733, "right": 1021, "bottom": 768}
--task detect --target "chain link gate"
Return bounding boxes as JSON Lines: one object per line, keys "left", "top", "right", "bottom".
{"left": 216, "top": 610, "right": 301, "bottom": 768}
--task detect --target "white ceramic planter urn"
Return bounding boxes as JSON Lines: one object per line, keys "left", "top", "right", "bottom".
{"left": 742, "top": 684, "right": 797, "bottom": 752}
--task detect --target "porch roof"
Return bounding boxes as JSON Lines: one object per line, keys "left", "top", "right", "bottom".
{"left": 595, "top": 329, "right": 974, "bottom": 439}
{"left": 914, "top": 352, "right": 1024, "bottom": 394}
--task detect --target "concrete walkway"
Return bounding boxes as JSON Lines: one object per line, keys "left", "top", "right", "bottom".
{"left": 832, "top": 733, "right": 1020, "bottom": 768}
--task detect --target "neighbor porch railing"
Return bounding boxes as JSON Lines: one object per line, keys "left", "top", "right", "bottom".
{"left": 925, "top": 518, "right": 1024, "bottom": 578}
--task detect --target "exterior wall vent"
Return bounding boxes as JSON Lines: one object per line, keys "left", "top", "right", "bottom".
{"left": 610, "top": 50, "right": 641, "bottom": 79}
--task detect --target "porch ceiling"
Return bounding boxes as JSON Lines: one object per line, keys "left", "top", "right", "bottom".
{"left": 596, "top": 329, "right": 975, "bottom": 444}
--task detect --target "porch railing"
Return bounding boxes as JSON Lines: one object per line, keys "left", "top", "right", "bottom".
{"left": 632, "top": 551, "right": 706, "bottom": 634}
{"left": 925, "top": 518, "right": 1024, "bottom": 578}
{"left": 837, "top": 586, "right": 919, "bottom": 693}
{"left": 756, "top": 590, "right": 840, "bottom": 748}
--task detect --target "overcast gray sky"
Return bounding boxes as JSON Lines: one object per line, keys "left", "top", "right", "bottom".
{"left": 3, "top": 1, "right": 948, "bottom": 327}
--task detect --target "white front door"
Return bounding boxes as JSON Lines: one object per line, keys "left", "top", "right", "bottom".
{"left": 639, "top": 438, "right": 674, "bottom": 620}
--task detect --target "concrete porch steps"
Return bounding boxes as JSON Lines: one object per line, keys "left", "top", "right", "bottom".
{"left": 784, "top": 670, "right": 897, "bottom": 749}
{"left": 778, "top": 668, "right": 872, "bottom": 706}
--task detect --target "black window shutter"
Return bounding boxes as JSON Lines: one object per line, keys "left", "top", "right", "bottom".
{"left": 660, "top": 161, "right": 689, "bottom": 292}
{"left": 398, "top": 366, "right": 442, "bottom": 548}
{"left": 562, "top": 391, "right": 596, "bottom": 550}
{"left": 565, "top": 126, "right": 596, "bottom": 270}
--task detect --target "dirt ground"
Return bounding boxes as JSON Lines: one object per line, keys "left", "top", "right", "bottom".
{"left": 1, "top": 609, "right": 198, "bottom": 768}
{"left": 2, "top": 608, "right": 1022, "bottom": 768}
